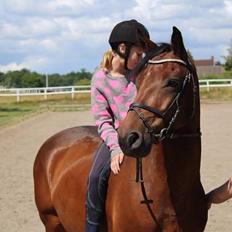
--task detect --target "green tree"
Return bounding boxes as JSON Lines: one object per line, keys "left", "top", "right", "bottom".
{"left": 2, "top": 69, "right": 44, "bottom": 88}
{"left": 0, "top": 72, "right": 4, "bottom": 86}
{"left": 47, "top": 73, "right": 63, "bottom": 86}
{"left": 21, "top": 71, "right": 43, "bottom": 87}
{"left": 0, "top": 68, "right": 93, "bottom": 88}
{"left": 4, "top": 70, "right": 23, "bottom": 87}
{"left": 79, "top": 68, "right": 92, "bottom": 80}
{"left": 223, "top": 39, "right": 232, "bottom": 71}
{"left": 74, "top": 78, "right": 91, "bottom": 85}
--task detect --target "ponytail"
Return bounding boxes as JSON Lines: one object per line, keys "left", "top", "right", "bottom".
{"left": 100, "top": 49, "right": 114, "bottom": 72}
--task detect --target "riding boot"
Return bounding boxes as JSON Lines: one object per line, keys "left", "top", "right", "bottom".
{"left": 85, "top": 221, "right": 100, "bottom": 232}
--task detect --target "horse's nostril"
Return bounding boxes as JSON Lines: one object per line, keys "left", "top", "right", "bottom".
{"left": 127, "top": 131, "right": 142, "bottom": 149}
{"left": 127, "top": 132, "right": 139, "bottom": 146}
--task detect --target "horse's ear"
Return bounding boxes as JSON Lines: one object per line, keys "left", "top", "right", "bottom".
{"left": 171, "top": 26, "right": 188, "bottom": 61}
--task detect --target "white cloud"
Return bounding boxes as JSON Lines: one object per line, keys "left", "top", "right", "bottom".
{"left": 52, "top": 0, "right": 95, "bottom": 10}
{"left": 25, "top": 18, "right": 59, "bottom": 36}
{"left": 19, "top": 39, "right": 36, "bottom": 47}
{"left": 18, "top": 38, "right": 57, "bottom": 51}
{"left": 0, "top": 62, "right": 26, "bottom": 72}
{"left": 5, "top": 0, "right": 34, "bottom": 13}
{"left": 127, "top": 0, "right": 187, "bottom": 22}
{"left": 40, "top": 39, "right": 57, "bottom": 50}
{"left": 54, "top": 16, "right": 112, "bottom": 36}
{"left": 0, "top": 22, "right": 23, "bottom": 39}
{"left": 0, "top": 56, "right": 49, "bottom": 73}
{"left": 0, "top": 18, "right": 59, "bottom": 39}
{"left": 5, "top": 0, "right": 97, "bottom": 17}
{"left": 224, "top": 0, "right": 232, "bottom": 14}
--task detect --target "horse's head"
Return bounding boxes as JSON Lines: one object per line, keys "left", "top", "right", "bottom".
{"left": 118, "top": 27, "right": 199, "bottom": 158}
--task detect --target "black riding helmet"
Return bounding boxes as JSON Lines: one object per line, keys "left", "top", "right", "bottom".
{"left": 108, "top": 19, "right": 153, "bottom": 70}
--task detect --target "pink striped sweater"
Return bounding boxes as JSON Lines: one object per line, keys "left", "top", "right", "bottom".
{"left": 91, "top": 69, "right": 137, "bottom": 157}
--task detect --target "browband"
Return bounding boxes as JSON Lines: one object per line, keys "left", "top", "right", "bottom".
{"left": 148, "top": 58, "right": 187, "bottom": 66}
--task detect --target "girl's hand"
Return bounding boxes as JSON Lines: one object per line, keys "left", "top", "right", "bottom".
{"left": 110, "top": 153, "right": 124, "bottom": 175}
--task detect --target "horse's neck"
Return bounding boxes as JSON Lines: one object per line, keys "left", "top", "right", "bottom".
{"left": 177, "top": 95, "right": 201, "bottom": 135}
{"left": 143, "top": 136, "right": 200, "bottom": 200}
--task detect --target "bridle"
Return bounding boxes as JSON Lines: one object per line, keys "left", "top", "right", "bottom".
{"left": 129, "top": 58, "right": 200, "bottom": 144}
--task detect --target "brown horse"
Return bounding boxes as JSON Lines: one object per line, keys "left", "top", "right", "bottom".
{"left": 33, "top": 27, "right": 208, "bottom": 232}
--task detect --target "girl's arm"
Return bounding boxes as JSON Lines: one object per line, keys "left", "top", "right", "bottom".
{"left": 91, "top": 85, "right": 122, "bottom": 158}
{"left": 206, "top": 177, "right": 232, "bottom": 208}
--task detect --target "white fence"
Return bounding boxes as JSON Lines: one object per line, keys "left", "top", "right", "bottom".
{"left": 0, "top": 79, "right": 232, "bottom": 102}
{"left": 199, "top": 79, "right": 232, "bottom": 91}
{"left": 0, "top": 85, "right": 91, "bottom": 102}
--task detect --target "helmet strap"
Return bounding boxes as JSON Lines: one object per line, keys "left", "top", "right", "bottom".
{"left": 124, "top": 44, "right": 132, "bottom": 70}
{"left": 115, "top": 43, "right": 132, "bottom": 70}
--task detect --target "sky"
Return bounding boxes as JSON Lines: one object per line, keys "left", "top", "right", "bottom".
{"left": 0, "top": 0, "right": 231, "bottom": 74}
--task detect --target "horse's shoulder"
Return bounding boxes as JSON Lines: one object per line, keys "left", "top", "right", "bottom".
{"left": 34, "top": 125, "right": 100, "bottom": 182}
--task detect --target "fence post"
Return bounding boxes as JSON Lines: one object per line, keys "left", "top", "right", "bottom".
{"left": 16, "top": 89, "right": 20, "bottom": 102}
{"left": 44, "top": 88, "right": 47, "bottom": 100}
{"left": 207, "top": 80, "right": 210, "bottom": 92}
{"left": 71, "top": 87, "right": 74, "bottom": 100}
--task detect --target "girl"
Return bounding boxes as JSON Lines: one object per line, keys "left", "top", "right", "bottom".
{"left": 85, "top": 19, "right": 155, "bottom": 232}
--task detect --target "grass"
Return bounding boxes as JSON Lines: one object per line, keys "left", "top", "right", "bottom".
{"left": 0, "top": 93, "right": 90, "bottom": 104}
{"left": 0, "top": 93, "right": 91, "bottom": 128}
{"left": 200, "top": 87, "right": 232, "bottom": 101}
{"left": 0, "top": 102, "right": 41, "bottom": 127}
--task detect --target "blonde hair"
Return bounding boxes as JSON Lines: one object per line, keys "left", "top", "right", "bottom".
{"left": 100, "top": 49, "right": 114, "bottom": 72}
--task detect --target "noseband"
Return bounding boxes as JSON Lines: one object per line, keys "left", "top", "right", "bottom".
{"left": 129, "top": 58, "right": 200, "bottom": 143}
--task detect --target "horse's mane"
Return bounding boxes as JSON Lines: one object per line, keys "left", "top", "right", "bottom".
{"left": 128, "top": 42, "right": 195, "bottom": 79}
{"left": 128, "top": 43, "right": 171, "bottom": 78}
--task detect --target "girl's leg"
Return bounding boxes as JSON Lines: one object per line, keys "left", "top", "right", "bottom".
{"left": 85, "top": 142, "right": 111, "bottom": 231}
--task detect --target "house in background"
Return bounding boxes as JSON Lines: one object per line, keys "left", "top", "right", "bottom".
{"left": 194, "top": 56, "right": 224, "bottom": 77}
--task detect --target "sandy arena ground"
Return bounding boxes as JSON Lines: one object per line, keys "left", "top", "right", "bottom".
{"left": 0, "top": 102, "right": 231, "bottom": 232}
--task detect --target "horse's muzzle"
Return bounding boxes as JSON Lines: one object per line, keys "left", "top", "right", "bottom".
{"left": 118, "top": 130, "right": 152, "bottom": 158}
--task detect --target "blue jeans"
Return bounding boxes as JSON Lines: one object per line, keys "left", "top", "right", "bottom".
{"left": 86, "top": 142, "right": 111, "bottom": 225}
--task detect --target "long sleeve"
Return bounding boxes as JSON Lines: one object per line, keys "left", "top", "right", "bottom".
{"left": 91, "top": 82, "right": 122, "bottom": 158}
{"left": 90, "top": 70, "right": 136, "bottom": 157}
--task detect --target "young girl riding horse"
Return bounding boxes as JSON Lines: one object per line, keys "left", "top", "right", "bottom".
{"left": 85, "top": 19, "right": 155, "bottom": 232}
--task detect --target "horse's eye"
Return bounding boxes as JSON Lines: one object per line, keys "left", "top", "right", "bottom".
{"left": 166, "top": 79, "right": 179, "bottom": 88}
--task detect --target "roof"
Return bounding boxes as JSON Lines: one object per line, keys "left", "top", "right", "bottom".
{"left": 194, "top": 56, "right": 214, "bottom": 66}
